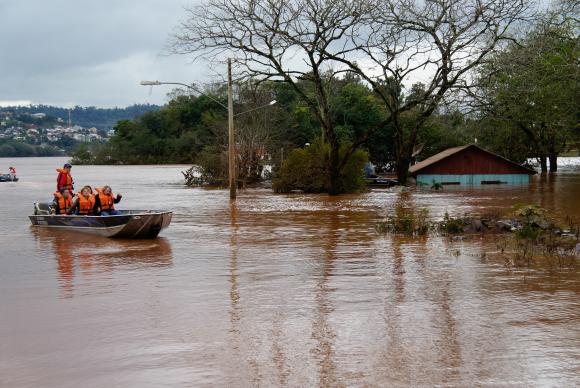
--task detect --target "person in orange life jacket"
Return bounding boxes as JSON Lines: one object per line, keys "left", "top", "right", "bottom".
{"left": 51, "top": 188, "right": 73, "bottom": 215}
{"left": 8, "top": 166, "right": 16, "bottom": 180}
{"left": 94, "top": 185, "right": 122, "bottom": 216}
{"left": 68, "top": 185, "right": 96, "bottom": 215}
{"left": 56, "top": 163, "right": 74, "bottom": 194}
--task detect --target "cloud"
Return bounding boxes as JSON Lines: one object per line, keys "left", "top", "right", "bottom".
{"left": 0, "top": 100, "right": 32, "bottom": 107}
{"left": 0, "top": 0, "right": 207, "bottom": 107}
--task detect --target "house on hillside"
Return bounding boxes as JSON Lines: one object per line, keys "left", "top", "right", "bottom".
{"left": 409, "top": 144, "right": 536, "bottom": 186}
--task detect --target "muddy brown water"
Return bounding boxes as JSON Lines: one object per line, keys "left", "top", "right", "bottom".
{"left": 0, "top": 157, "right": 578, "bottom": 387}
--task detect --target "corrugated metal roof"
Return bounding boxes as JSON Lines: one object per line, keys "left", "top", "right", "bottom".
{"left": 409, "top": 145, "right": 471, "bottom": 174}
{"left": 409, "top": 144, "right": 535, "bottom": 175}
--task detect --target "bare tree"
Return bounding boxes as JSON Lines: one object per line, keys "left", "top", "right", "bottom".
{"left": 182, "top": 81, "right": 282, "bottom": 186}
{"left": 235, "top": 82, "right": 279, "bottom": 184}
{"left": 551, "top": 0, "right": 579, "bottom": 25}
{"left": 173, "top": 0, "right": 533, "bottom": 187}
{"left": 171, "top": 0, "right": 372, "bottom": 194}
{"left": 323, "top": 0, "right": 533, "bottom": 183}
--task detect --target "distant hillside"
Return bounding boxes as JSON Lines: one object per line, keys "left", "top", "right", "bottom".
{"left": 0, "top": 104, "right": 161, "bottom": 130}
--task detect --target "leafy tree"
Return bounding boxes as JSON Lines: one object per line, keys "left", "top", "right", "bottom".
{"left": 273, "top": 137, "right": 368, "bottom": 193}
{"left": 474, "top": 23, "right": 579, "bottom": 171}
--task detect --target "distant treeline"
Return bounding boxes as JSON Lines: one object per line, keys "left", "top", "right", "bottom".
{"left": 0, "top": 104, "right": 161, "bottom": 130}
{"left": 0, "top": 140, "right": 63, "bottom": 157}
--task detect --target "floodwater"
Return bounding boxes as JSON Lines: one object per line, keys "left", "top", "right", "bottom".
{"left": 0, "top": 157, "right": 579, "bottom": 387}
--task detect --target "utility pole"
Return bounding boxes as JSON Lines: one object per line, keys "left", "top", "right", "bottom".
{"left": 141, "top": 70, "right": 275, "bottom": 200}
{"left": 228, "top": 58, "right": 236, "bottom": 200}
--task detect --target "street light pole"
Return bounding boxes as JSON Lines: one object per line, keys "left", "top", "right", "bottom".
{"left": 227, "top": 58, "right": 236, "bottom": 200}
{"left": 140, "top": 80, "right": 227, "bottom": 109}
{"left": 141, "top": 74, "right": 276, "bottom": 201}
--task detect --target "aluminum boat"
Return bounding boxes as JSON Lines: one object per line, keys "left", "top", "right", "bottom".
{"left": 0, "top": 174, "right": 18, "bottom": 182}
{"left": 29, "top": 203, "right": 172, "bottom": 239}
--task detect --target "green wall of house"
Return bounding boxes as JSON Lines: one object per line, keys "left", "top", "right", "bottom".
{"left": 416, "top": 174, "right": 531, "bottom": 186}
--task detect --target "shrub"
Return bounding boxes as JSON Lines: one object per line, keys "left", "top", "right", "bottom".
{"left": 272, "top": 137, "right": 367, "bottom": 193}
{"left": 514, "top": 224, "right": 542, "bottom": 241}
{"left": 377, "top": 207, "right": 430, "bottom": 236}
{"left": 439, "top": 212, "right": 465, "bottom": 234}
{"left": 183, "top": 145, "right": 228, "bottom": 186}
{"left": 513, "top": 204, "right": 550, "bottom": 228}
{"left": 512, "top": 204, "right": 550, "bottom": 243}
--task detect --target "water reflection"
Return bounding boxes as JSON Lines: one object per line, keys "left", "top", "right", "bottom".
{"left": 313, "top": 210, "right": 339, "bottom": 387}
{"left": 31, "top": 227, "right": 172, "bottom": 298}
{"left": 227, "top": 201, "right": 265, "bottom": 386}
{"left": 229, "top": 201, "right": 240, "bottom": 333}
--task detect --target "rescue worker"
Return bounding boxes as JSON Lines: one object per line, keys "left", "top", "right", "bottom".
{"left": 94, "top": 185, "right": 122, "bottom": 216}
{"left": 8, "top": 166, "right": 16, "bottom": 180}
{"left": 68, "top": 185, "right": 96, "bottom": 215}
{"left": 51, "top": 188, "right": 73, "bottom": 215}
{"left": 56, "top": 163, "right": 74, "bottom": 194}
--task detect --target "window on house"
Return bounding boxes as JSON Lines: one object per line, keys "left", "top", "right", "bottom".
{"left": 481, "top": 180, "right": 506, "bottom": 184}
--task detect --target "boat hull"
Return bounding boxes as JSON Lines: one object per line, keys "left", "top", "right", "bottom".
{"left": 29, "top": 206, "right": 172, "bottom": 239}
{"left": 0, "top": 174, "right": 18, "bottom": 182}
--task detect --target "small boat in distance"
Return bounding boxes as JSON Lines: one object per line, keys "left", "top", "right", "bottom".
{"left": 0, "top": 174, "right": 18, "bottom": 182}
{"left": 29, "top": 203, "right": 172, "bottom": 239}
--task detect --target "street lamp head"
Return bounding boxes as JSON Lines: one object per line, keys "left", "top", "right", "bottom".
{"left": 269, "top": 100, "right": 277, "bottom": 105}
{"left": 140, "top": 80, "right": 161, "bottom": 86}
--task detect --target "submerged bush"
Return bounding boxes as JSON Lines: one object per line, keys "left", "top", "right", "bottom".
{"left": 377, "top": 207, "right": 430, "bottom": 236}
{"left": 273, "top": 137, "right": 367, "bottom": 194}
{"left": 183, "top": 145, "right": 228, "bottom": 186}
{"left": 439, "top": 212, "right": 466, "bottom": 234}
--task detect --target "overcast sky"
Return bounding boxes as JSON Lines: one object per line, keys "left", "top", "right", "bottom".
{"left": 0, "top": 0, "right": 208, "bottom": 108}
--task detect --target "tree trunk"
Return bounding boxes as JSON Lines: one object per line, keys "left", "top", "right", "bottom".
{"left": 392, "top": 112, "right": 409, "bottom": 185}
{"left": 396, "top": 156, "right": 410, "bottom": 184}
{"left": 395, "top": 134, "right": 414, "bottom": 185}
{"left": 549, "top": 154, "right": 558, "bottom": 172}
{"left": 539, "top": 156, "right": 547, "bottom": 173}
{"left": 328, "top": 142, "right": 341, "bottom": 195}
{"left": 321, "top": 114, "right": 341, "bottom": 195}
{"left": 393, "top": 105, "right": 431, "bottom": 186}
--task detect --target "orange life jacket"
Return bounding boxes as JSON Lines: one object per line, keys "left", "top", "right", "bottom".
{"left": 56, "top": 168, "right": 73, "bottom": 192}
{"left": 53, "top": 192, "right": 72, "bottom": 214}
{"left": 95, "top": 187, "right": 115, "bottom": 211}
{"left": 76, "top": 193, "right": 95, "bottom": 215}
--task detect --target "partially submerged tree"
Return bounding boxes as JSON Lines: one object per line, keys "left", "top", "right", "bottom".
{"left": 323, "top": 0, "right": 533, "bottom": 183}
{"left": 172, "top": 0, "right": 373, "bottom": 194}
